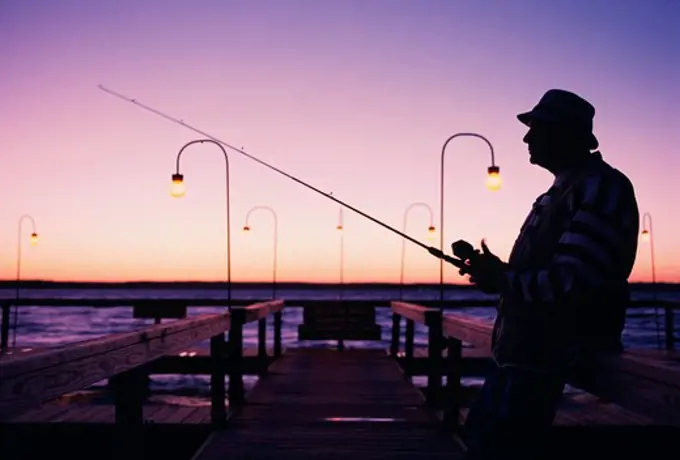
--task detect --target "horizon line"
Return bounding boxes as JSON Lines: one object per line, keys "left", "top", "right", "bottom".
{"left": 0, "top": 279, "right": 675, "bottom": 287}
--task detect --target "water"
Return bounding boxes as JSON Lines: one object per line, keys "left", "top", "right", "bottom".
{"left": 1, "top": 286, "right": 677, "bottom": 402}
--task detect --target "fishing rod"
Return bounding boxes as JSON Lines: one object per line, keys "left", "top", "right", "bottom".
{"left": 97, "top": 84, "right": 465, "bottom": 269}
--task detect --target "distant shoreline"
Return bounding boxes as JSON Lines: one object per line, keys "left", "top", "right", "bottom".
{"left": 0, "top": 280, "right": 675, "bottom": 290}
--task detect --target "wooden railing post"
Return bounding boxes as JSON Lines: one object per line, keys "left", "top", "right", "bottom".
{"left": 390, "top": 313, "right": 401, "bottom": 357}
{"left": 111, "top": 366, "right": 146, "bottom": 423}
{"left": 210, "top": 332, "right": 227, "bottom": 428}
{"left": 274, "top": 310, "right": 283, "bottom": 358}
{"left": 443, "top": 337, "right": 462, "bottom": 430}
{"left": 229, "top": 308, "right": 245, "bottom": 405}
{"left": 665, "top": 304, "right": 675, "bottom": 351}
{"left": 110, "top": 365, "right": 146, "bottom": 460}
{"left": 1, "top": 304, "right": 10, "bottom": 351}
{"left": 404, "top": 319, "right": 415, "bottom": 377}
{"left": 426, "top": 310, "right": 443, "bottom": 405}
{"left": 258, "top": 317, "right": 267, "bottom": 360}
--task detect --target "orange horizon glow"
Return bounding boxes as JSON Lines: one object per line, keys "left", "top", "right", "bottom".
{"left": 0, "top": 210, "right": 670, "bottom": 283}
{"left": 0, "top": 241, "right": 672, "bottom": 284}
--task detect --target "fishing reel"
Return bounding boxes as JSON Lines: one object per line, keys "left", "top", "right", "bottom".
{"left": 451, "top": 240, "right": 479, "bottom": 261}
{"left": 450, "top": 240, "right": 481, "bottom": 275}
{"left": 426, "top": 239, "right": 480, "bottom": 273}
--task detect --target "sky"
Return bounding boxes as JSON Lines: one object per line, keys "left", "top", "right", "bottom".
{"left": 1, "top": 0, "right": 678, "bottom": 283}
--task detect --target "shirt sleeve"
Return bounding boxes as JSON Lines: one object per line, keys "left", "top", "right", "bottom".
{"left": 502, "top": 172, "right": 638, "bottom": 302}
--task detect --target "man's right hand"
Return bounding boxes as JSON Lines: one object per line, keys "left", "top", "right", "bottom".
{"left": 464, "top": 239, "right": 508, "bottom": 294}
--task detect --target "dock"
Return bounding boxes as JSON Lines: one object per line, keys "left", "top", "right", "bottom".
{"left": 193, "top": 348, "right": 460, "bottom": 459}
{"left": 1, "top": 299, "right": 679, "bottom": 459}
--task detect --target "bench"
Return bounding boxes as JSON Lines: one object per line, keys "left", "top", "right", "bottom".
{"left": 132, "top": 301, "right": 188, "bottom": 324}
{"left": 298, "top": 302, "right": 382, "bottom": 342}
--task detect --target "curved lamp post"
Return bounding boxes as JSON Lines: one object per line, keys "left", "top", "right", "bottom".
{"left": 641, "top": 212, "right": 661, "bottom": 348}
{"left": 399, "top": 202, "right": 436, "bottom": 300}
{"left": 439, "top": 133, "right": 500, "bottom": 301}
{"left": 641, "top": 212, "right": 656, "bottom": 288}
{"left": 243, "top": 206, "right": 278, "bottom": 299}
{"left": 11, "top": 214, "right": 39, "bottom": 349}
{"left": 170, "top": 139, "right": 232, "bottom": 307}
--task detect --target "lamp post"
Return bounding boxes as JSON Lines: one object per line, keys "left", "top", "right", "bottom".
{"left": 641, "top": 212, "right": 661, "bottom": 348}
{"left": 399, "top": 203, "right": 436, "bottom": 300}
{"left": 243, "top": 206, "right": 278, "bottom": 299}
{"left": 641, "top": 212, "right": 656, "bottom": 290}
{"left": 439, "top": 133, "right": 500, "bottom": 301}
{"left": 8, "top": 215, "right": 39, "bottom": 350}
{"left": 336, "top": 207, "right": 345, "bottom": 351}
{"left": 170, "top": 139, "right": 232, "bottom": 308}
{"left": 337, "top": 208, "right": 344, "bottom": 297}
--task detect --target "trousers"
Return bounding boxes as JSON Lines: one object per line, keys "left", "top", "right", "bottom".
{"left": 462, "top": 361, "right": 565, "bottom": 459}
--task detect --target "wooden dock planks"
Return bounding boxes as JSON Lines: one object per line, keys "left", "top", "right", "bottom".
{"left": 193, "top": 348, "right": 465, "bottom": 459}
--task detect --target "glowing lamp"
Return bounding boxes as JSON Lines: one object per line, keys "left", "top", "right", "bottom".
{"left": 427, "top": 225, "right": 436, "bottom": 240}
{"left": 170, "top": 173, "right": 185, "bottom": 198}
{"left": 336, "top": 224, "right": 343, "bottom": 231}
{"left": 243, "top": 225, "right": 251, "bottom": 232}
{"left": 641, "top": 229, "right": 650, "bottom": 241}
{"left": 30, "top": 233, "right": 39, "bottom": 245}
{"left": 486, "top": 166, "right": 501, "bottom": 191}
{"left": 427, "top": 225, "right": 437, "bottom": 240}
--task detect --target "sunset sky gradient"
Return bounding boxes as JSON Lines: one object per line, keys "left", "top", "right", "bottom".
{"left": 2, "top": 0, "right": 679, "bottom": 283}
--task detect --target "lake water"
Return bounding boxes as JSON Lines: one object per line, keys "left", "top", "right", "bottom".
{"left": 1, "top": 285, "right": 677, "bottom": 401}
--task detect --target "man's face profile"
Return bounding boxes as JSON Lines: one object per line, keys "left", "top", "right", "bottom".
{"left": 523, "top": 119, "right": 557, "bottom": 169}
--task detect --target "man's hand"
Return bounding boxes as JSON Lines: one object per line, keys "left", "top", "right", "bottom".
{"left": 460, "top": 239, "right": 507, "bottom": 294}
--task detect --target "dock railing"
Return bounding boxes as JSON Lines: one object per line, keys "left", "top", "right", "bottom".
{"left": 390, "top": 300, "right": 680, "bottom": 432}
{"left": 389, "top": 301, "right": 444, "bottom": 404}
{"left": 0, "top": 300, "right": 284, "bottom": 431}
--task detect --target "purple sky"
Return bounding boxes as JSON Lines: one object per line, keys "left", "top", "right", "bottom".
{"left": 1, "top": 0, "right": 678, "bottom": 282}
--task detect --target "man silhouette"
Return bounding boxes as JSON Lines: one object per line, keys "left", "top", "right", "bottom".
{"left": 451, "top": 89, "right": 640, "bottom": 459}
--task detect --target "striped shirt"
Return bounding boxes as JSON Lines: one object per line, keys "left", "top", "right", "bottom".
{"left": 503, "top": 155, "right": 638, "bottom": 302}
{"left": 492, "top": 152, "right": 639, "bottom": 370}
